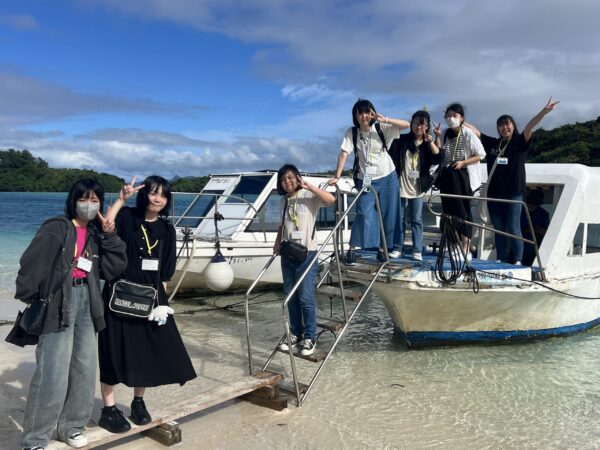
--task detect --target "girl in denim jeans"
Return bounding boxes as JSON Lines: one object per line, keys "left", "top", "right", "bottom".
{"left": 273, "top": 164, "right": 335, "bottom": 356}
{"left": 16, "top": 179, "right": 126, "bottom": 450}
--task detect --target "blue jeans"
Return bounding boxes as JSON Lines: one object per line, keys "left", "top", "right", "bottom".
{"left": 350, "top": 171, "right": 399, "bottom": 250}
{"left": 22, "top": 285, "right": 97, "bottom": 448}
{"left": 281, "top": 251, "right": 317, "bottom": 341}
{"left": 488, "top": 194, "right": 523, "bottom": 263}
{"left": 394, "top": 196, "right": 424, "bottom": 254}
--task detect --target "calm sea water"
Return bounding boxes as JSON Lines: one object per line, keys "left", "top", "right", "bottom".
{"left": 2, "top": 192, "right": 600, "bottom": 449}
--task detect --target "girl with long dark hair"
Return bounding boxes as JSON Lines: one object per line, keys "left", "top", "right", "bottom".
{"left": 97, "top": 176, "right": 196, "bottom": 434}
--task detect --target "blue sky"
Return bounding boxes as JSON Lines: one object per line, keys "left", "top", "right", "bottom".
{"left": 1, "top": 0, "right": 599, "bottom": 179}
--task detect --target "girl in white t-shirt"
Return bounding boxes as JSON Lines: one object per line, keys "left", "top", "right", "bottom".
{"left": 328, "top": 99, "right": 409, "bottom": 265}
{"left": 274, "top": 164, "right": 335, "bottom": 356}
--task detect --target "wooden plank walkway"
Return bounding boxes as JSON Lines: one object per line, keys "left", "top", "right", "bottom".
{"left": 46, "top": 371, "right": 282, "bottom": 449}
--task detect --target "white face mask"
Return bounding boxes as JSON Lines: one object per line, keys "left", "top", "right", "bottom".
{"left": 76, "top": 201, "right": 99, "bottom": 221}
{"left": 445, "top": 117, "right": 462, "bottom": 129}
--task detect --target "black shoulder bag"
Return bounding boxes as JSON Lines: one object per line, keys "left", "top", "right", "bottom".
{"left": 278, "top": 197, "right": 314, "bottom": 264}
{"left": 6, "top": 232, "right": 82, "bottom": 346}
{"left": 108, "top": 242, "right": 162, "bottom": 319}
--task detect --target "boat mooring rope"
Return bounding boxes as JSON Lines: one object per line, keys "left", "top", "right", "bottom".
{"left": 434, "top": 216, "right": 467, "bottom": 285}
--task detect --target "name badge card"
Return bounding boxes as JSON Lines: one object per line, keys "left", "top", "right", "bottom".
{"left": 497, "top": 157, "right": 508, "bottom": 165}
{"left": 76, "top": 257, "right": 92, "bottom": 272}
{"left": 363, "top": 174, "right": 372, "bottom": 187}
{"left": 408, "top": 170, "right": 419, "bottom": 179}
{"left": 291, "top": 230, "right": 303, "bottom": 240}
{"left": 142, "top": 259, "right": 159, "bottom": 271}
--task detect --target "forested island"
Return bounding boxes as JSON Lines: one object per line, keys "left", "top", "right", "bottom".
{"left": 1, "top": 117, "right": 598, "bottom": 192}
{"left": 0, "top": 149, "right": 125, "bottom": 192}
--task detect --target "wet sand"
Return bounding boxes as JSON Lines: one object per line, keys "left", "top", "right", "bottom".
{"left": 1, "top": 292, "right": 372, "bottom": 450}
{"left": 4, "top": 291, "right": 600, "bottom": 450}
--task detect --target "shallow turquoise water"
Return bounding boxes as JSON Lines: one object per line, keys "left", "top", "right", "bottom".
{"left": 2, "top": 192, "right": 600, "bottom": 449}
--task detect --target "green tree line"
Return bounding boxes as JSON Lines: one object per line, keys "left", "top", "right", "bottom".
{"left": 0, "top": 149, "right": 125, "bottom": 192}
{"left": 528, "top": 117, "right": 600, "bottom": 165}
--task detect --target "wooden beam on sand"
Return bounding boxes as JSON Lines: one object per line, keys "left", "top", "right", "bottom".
{"left": 46, "top": 371, "right": 283, "bottom": 449}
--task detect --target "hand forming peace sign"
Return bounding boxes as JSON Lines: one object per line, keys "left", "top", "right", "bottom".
{"left": 97, "top": 210, "right": 115, "bottom": 233}
{"left": 543, "top": 96, "right": 560, "bottom": 113}
{"left": 120, "top": 176, "right": 144, "bottom": 202}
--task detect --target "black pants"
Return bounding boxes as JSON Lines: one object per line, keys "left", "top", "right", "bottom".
{"left": 437, "top": 166, "right": 473, "bottom": 239}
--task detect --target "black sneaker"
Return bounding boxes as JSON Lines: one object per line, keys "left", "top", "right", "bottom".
{"left": 279, "top": 334, "right": 301, "bottom": 352}
{"left": 99, "top": 406, "right": 131, "bottom": 433}
{"left": 301, "top": 339, "right": 316, "bottom": 356}
{"left": 130, "top": 398, "right": 152, "bottom": 425}
{"left": 345, "top": 249, "right": 357, "bottom": 266}
{"left": 376, "top": 249, "right": 386, "bottom": 263}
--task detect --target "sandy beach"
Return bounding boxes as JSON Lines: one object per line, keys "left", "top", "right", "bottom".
{"left": 0, "top": 293, "right": 381, "bottom": 450}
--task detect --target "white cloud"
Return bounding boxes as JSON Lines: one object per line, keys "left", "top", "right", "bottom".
{"left": 2, "top": 0, "right": 600, "bottom": 180}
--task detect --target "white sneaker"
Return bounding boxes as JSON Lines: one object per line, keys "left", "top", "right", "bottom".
{"left": 515, "top": 261, "right": 522, "bottom": 266}
{"left": 413, "top": 252, "right": 422, "bottom": 261}
{"left": 66, "top": 432, "right": 88, "bottom": 449}
{"left": 279, "top": 335, "right": 301, "bottom": 351}
{"left": 300, "top": 339, "right": 316, "bottom": 356}
{"left": 389, "top": 250, "right": 402, "bottom": 258}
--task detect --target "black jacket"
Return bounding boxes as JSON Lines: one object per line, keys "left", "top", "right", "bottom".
{"left": 389, "top": 133, "right": 441, "bottom": 193}
{"left": 15, "top": 216, "right": 127, "bottom": 334}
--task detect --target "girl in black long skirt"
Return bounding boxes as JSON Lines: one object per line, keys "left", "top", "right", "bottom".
{"left": 97, "top": 176, "right": 196, "bottom": 433}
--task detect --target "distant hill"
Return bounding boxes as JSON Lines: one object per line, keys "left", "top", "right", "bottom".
{"left": 528, "top": 117, "right": 600, "bottom": 166}
{"left": 0, "top": 149, "right": 125, "bottom": 192}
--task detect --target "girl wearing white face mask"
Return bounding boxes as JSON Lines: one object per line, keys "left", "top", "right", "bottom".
{"left": 14, "top": 179, "right": 127, "bottom": 450}
{"left": 435, "top": 103, "right": 486, "bottom": 259}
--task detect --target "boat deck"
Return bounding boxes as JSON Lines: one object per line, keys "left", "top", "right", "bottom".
{"left": 344, "top": 250, "right": 535, "bottom": 287}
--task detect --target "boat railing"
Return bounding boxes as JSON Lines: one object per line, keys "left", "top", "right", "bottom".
{"left": 245, "top": 182, "right": 391, "bottom": 406}
{"left": 427, "top": 193, "right": 546, "bottom": 281}
{"left": 170, "top": 192, "right": 269, "bottom": 243}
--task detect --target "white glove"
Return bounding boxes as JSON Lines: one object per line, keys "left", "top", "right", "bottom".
{"left": 148, "top": 305, "right": 174, "bottom": 326}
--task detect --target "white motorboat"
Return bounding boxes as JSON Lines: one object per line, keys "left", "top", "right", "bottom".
{"left": 169, "top": 171, "right": 357, "bottom": 292}
{"left": 341, "top": 164, "right": 600, "bottom": 347}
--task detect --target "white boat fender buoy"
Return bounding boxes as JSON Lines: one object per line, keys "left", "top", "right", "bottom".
{"left": 203, "top": 249, "right": 234, "bottom": 292}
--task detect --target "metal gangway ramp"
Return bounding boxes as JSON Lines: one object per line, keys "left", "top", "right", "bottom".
{"left": 244, "top": 184, "right": 393, "bottom": 407}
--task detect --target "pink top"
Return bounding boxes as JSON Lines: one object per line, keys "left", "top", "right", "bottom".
{"left": 72, "top": 226, "right": 88, "bottom": 279}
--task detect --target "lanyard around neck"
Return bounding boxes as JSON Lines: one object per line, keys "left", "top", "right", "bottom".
{"left": 360, "top": 130, "right": 373, "bottom": 163}
{"left": 71, "top": 219, "right": 86, "bottom": 258}
{"left": 498, "top": 137, "right": 511, "bottom": 156}
{"left": 287, "top": 193, "right": 299, "bottom": 229}
{"left": 141, "top": 224, "right": 159, "bottom": 257}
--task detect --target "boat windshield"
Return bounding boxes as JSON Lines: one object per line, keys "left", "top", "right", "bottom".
{"left": 225, "top": 176, "right": 270, "bottom": 204}
{"left": 246, "top": 191, "right": 347, "bottom": 233}
{"left": 172, "top": 190, "right": 220, "bottom": 228}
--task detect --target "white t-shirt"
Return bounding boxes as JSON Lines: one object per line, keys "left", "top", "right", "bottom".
{"left": 281, "top": 190, "right": 324, "bottom": 251}
{"left": 400, "top": 149, "right": 422, "bottom": 199}
{"left": 340, "top": 123, "right": 399, "bottom": 180}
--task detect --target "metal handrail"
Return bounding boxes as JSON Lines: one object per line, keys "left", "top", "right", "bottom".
{"left": 171, "top": 192, "right": 269, "bottom": 242}
{"left": 244, "top": 253, "right": 278, "bottom": 374}
{"left": 427, "top": 193, "right": 546, "bottom": 281}
{"left": 258, "top": 183, "right": 390, "bottom": 405}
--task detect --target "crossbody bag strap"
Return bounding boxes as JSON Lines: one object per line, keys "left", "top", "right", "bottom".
{"left": 48, "top": 225, "right": 90, "bottom": 300}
